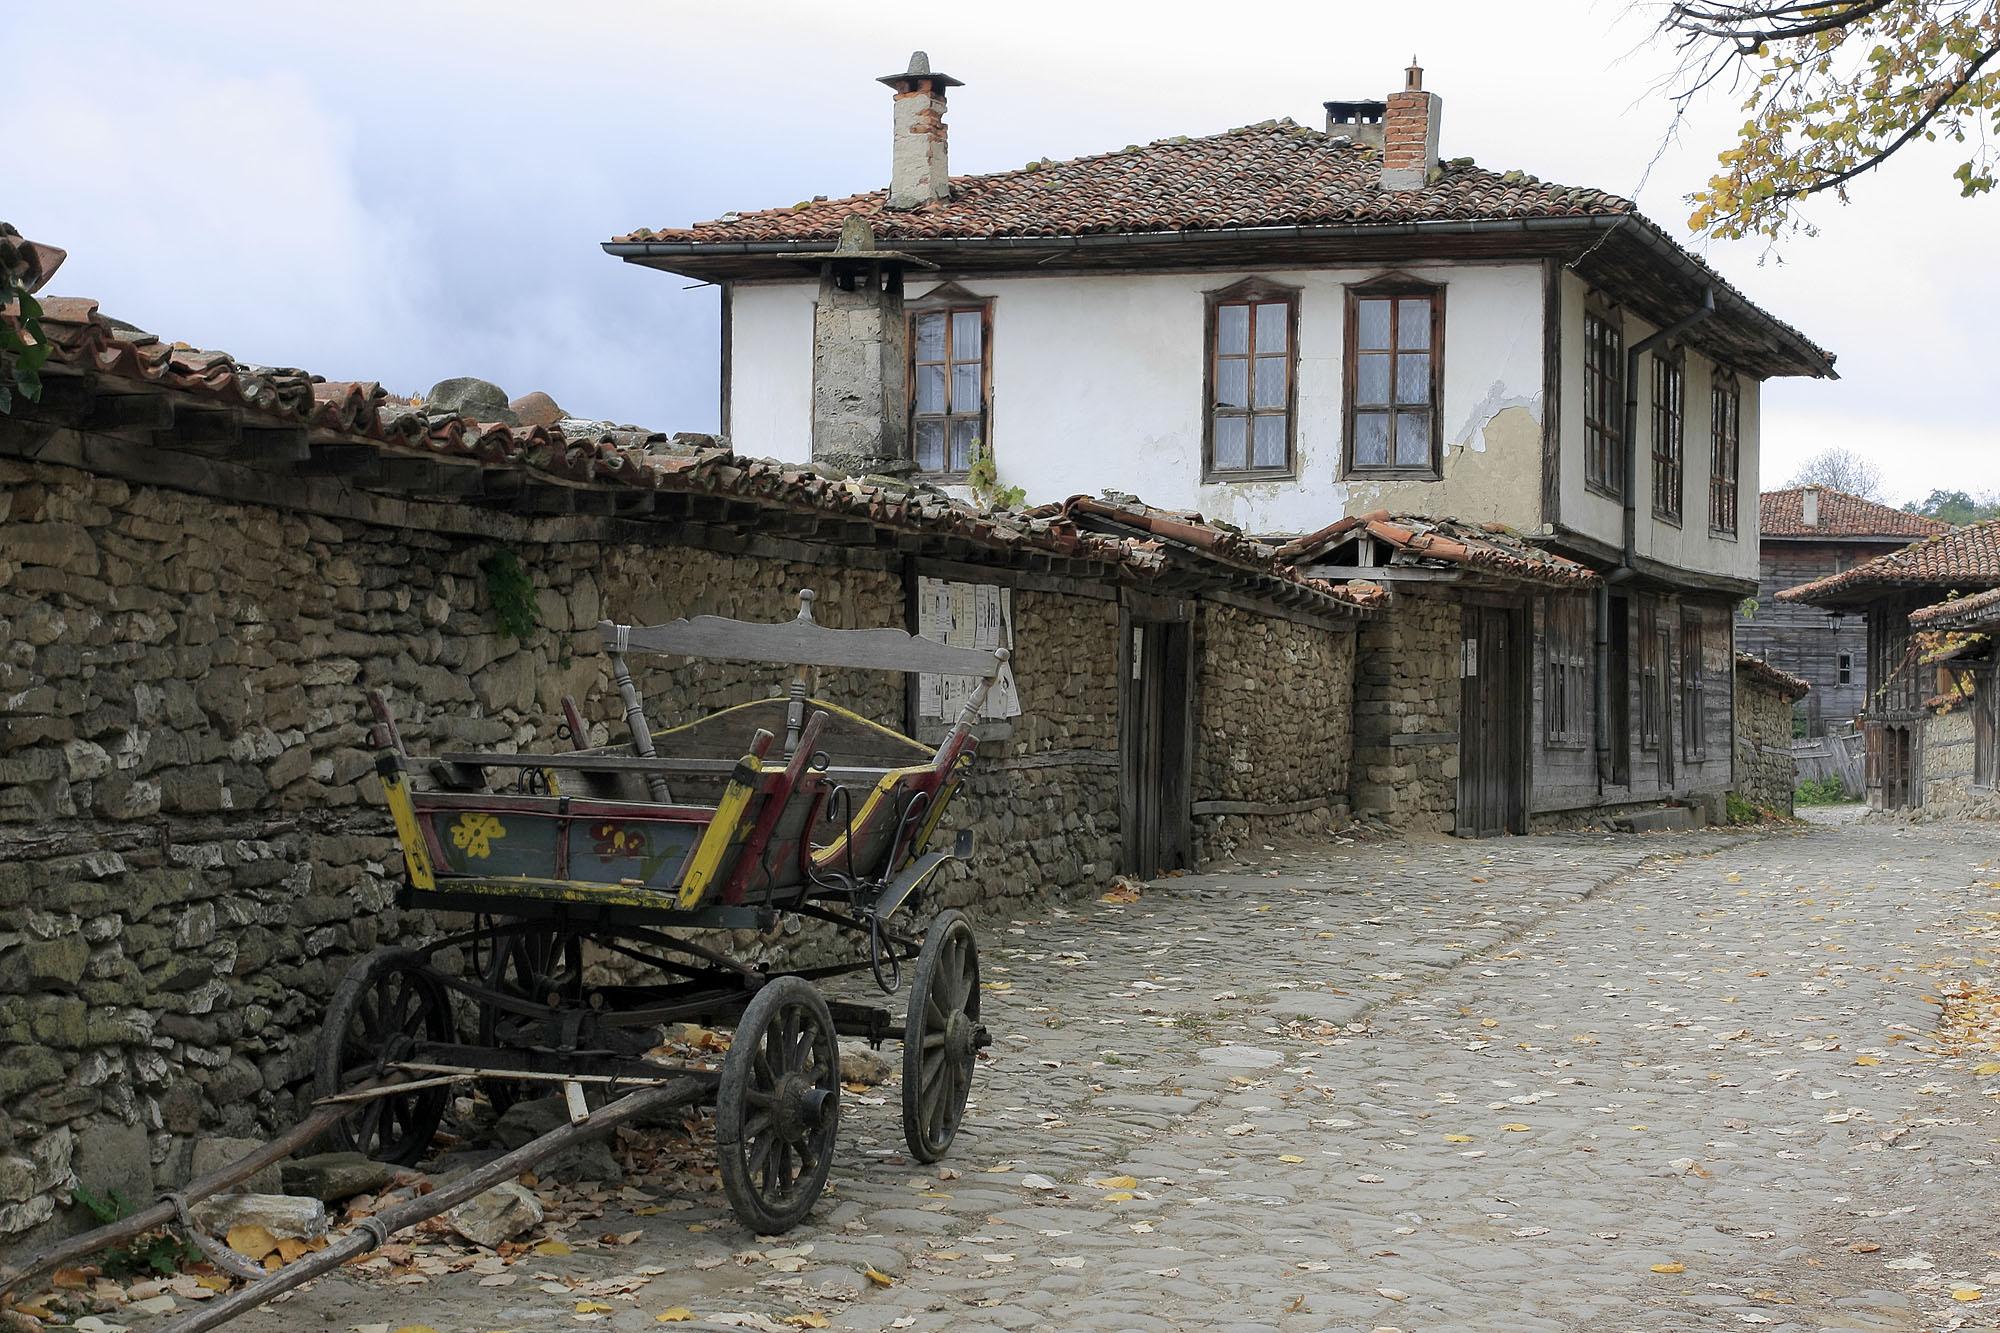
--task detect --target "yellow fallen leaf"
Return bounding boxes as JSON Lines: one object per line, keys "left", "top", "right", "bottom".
{"left": 1444, "top": 1134, "right": 1474, "bottom": 1144}
{"left": 656, "top": 1312, "right": 695, "bottom": 1325}
{"left": 1974, "top": 1062, "right": 2000, "bottom": 1076}
{"left": 1502, "top": 1123, "right": 1531, "bottom": 1132}
{"left": 864, "top": 1266, "right": 895, "bottom": 1287}
{"left": 1101, "top": 1191, "right": 1134, "bottom": 1202}
{"left": 534, "top": 1240, "right": 574, "bottom": 1257}
{"left": 1854, "top": 1056, "right": 1881, "bottom": 1066}
{"left": 1953, "top": 1288, "right": 1984, "bottom": 1302}
{"left": 1479, "top": 1018, "right": 1499, "bottom": 1028}
{"left": 195, "top": 1272, "right": 232, "bottom": 1291}
{"left": 1651, "top": 1262, "right": 1686, "bottom": 1275}
{"left": 394, "top": 1327, "right": 442, "bottom": 1333}
{"left": 782, "top": 1317, "right": 832, "bottom": 1329}
{"left": 1277, "top": 1154, "right": 1305, "bottom": 1164}
{"left": 576, "top": 1301, "right": 614, "bottom": 1314}
{"left": 633, "top": 1206, "right": 664, "bottom": 1216}
{"left": 1092, "top": 1176, "right": 1138, "bottom": 1189}
{"left": 226, "top": 1224, "right": 279, "bottom": 1261}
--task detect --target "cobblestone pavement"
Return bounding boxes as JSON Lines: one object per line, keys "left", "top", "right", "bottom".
{"left": 219, "top": 820, "right": 2000, "bottom": 1333}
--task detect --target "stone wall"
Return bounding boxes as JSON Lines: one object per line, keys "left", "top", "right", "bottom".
{"left": 1350, "top": 586, "right": 1459, "bottom": 833}
{"left": 0, "top": 454, "right": 1136, "bottom": 1244}
{"left": 1915, "top": 705, "right": 1996, "bottom": 820}
{"left": 1190, "top": 601, "right": 1355, "bottom": 860}
{"left": 1733, "top": 658, "right": 1800, "bottom": 816}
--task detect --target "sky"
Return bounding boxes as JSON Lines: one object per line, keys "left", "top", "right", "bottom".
{"left": 15, "top": 1, "right": 1997, "bottom": 508}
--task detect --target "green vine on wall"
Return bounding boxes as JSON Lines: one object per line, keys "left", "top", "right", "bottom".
{"left": 966, "top": 441, "right": 1025, "bottom": 511}
{"left": 480, "top": 548, "right": 540, "bottom": 641}
{"left": 0, "top": 223, "right": 53, "bottom": 412}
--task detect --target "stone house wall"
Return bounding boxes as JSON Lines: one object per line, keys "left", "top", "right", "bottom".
{"left": 0, "top": 451, "right": 1335, "bottom": 1244}
{"left": 1733, "top": 659, "right": 1800, "bottom": 816}
{"left": 1349, "top": 586, "right": 1459, "bottom": 833}
{"left": 1190, "top": 601, "right": 1355, "bottom": 859}
{"left": 1917, "top": 704, "right": 1989, "bottom": 818}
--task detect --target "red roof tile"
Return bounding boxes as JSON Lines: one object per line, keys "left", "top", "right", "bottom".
{"left": 1909, "top": 585, "right": 2000, "bottom": 631}
{"left": 1735, "top": 652, "right": 1811, "bottom": 701}
{"left": 1777, "top": 519, "right": 2000, "bottom": 606}
{"left": 1272, "top": 511, "right": 1601, "bottom": 589}
{"left": 1759, "top": 487, "right": 1949, "bottom": 540}
{"left": 616, "top": 122, "right": 1631, "bottom": 247}
{"left": 7, "top": 288, "right": 1376, "bottom": 618}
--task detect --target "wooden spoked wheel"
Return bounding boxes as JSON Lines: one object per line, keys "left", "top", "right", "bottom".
{"left": 314, "top": 947, "right": 454, "bottom": 1165}
{"left": 901, "top": 909, "right": 980, "bottom": 1163}
{"left": 715, "top": 976, "right": 841, "bottom": 1234}
{"left": 476, "top": 925, "right": 583, "bottom": 1114}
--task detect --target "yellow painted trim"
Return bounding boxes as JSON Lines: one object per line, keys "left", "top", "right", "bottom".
{"left": 810, "top": 762, "right": 933, "bottom": 867}
{"left": 912, "top": 756, "right": 971, "bottom": 854}
{"left": 677, "top": 755, "right": 764, "bottom": 909}
{"left": 382, "top": 770, "right": 437, "bottom": 892}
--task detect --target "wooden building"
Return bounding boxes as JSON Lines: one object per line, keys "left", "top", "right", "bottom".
{"left": 1744, "top": 486, "right": 1949, "bottom": 736}
{"left": 1779, "top": 520, "right": 2000, "bottom": 809}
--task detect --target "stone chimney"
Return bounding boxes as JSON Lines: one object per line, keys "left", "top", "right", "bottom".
{"left": 1380, "top": 57, "right": 1441, "bottom": 191}
{"left": 878, "top": 51, "right": 961, "bottom": 210}
{"left": 1802, "top": 486, "right": 1820, "bottom": 528}
{"left": 811, "top": 217, "right": 932, "bottom": 476}
{"left": 1323, "top": 98, "right": 1386, "bottom": 151}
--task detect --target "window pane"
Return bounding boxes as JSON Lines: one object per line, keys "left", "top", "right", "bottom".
{"left": 1216, "top": 303, "right": 1249, "bottom": 356}
{"left": 1396, "top": 410, "right": 1430, "bottom": 466}
{"left": 1395, "top": 352, "right": 1431, "bottom": 405}
{"left": 951, "top": 309, "right": 981, "bottom": 358}
{"left": 915, "top": 312, "right": 946, "bottom": 361}
{"left": 1212, "top": 415, "right": 1247, "bottom": 470}
{"left": 914, "top": 419, "right": 945, "bottom": 472}
{"left": 1216, "top": 356, "right": 1249, "bottom": 408}
{"left": 1356, "top": 298, "right": 1392, "bottom": 350}
{"left": 1253, "top": 414, "right": 1287, "bottom": 468}
{"left": 1254, "top": 301, "right": 1288, "bottom": 353}
{"left": 916, "top": 363, "right": 946, "bottom": 414}
{"left": 950, "top": 418, "right": 978, "bottom": 473}
{"left": 951, "top": 362, "right": 981, "bottom": 412}
{"left": 1356, "top": 352, "right": 1391, "bottom": 406}
{"left": 1397, "top": 298, "right": 1431, "bottom": 349}
{"left": 1353, "top": 411, "right": 1390, "bottom": 466}
{"left": 1253, "top": 355, "right": 1287, "bottom": 409}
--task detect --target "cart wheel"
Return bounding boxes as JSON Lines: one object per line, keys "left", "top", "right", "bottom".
{"left": 715, "top": 976, "right": 840, "bottom": 1234}
{"left": 314, "top": 947, "right": 454, "bottom": 1166}
{"left": 901, "top": 909, "right": 981, "bottom": 1163}
{"left": 476, "top": 925, "right": 583, "bottom": 1114}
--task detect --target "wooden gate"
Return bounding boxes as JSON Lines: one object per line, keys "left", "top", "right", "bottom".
{"left": 1120, "top": 604, "right": 1193, "bottom": 875}
{"left": 1865, "top": 720, "right": 1921, "bottom": 810}
{"left": 1457, "top": 602, "right": 1526, "bottom": 837}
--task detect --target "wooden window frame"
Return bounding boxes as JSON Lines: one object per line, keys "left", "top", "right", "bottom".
{"left": 1638, "top": 600, "right": 1662, "bottom": 753}
{"left": 1342, "top": 276, "right": 1446, "bottom": 480}
{"left": 1681, "top": 611, "right": 1707, "bottom": 761}
{"left": 1836, "top": 651, "right": 1854, "bottom": 686}
{"left": 1650, "top": 346, "right": 1685, "bottom": 525}
{"left": 1708, "top": 369, "right": 1741, "bottom": 537}
{"left": 1542, "top": 593, "right": 1592, "bottom": 749}
{"left": 907, "top": 284, "right": 993, "bottom": 482}
{"left": 1583, "top": 295, "right": 1625, "bottom": 499}
{"left": 1203, "top": 278, "right": 1299, "bottom": 482}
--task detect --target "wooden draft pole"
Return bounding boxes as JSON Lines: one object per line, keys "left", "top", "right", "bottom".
{"left": 603, "top": 623, "right": 672, "bottom": 803}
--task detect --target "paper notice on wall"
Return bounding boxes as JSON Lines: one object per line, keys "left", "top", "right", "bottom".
{"left": 915, "top": 575, "right": 1020, "bottom": 720}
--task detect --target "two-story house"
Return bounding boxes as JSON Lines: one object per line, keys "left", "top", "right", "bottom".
{"left": 1743, "top": 486, "right": 1950, "bottom": 736}
{"left": 606, "top": 54, "right": 1835, "bottom": 831}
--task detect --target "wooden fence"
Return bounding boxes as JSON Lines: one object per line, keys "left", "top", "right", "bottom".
{"left": 1792, "top": 729, "right": 1866, "bottom": 797}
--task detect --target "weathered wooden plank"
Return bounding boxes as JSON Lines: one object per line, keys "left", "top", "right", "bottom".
{"left": 603, "top": 611, "right": 1005, "bottom": 678}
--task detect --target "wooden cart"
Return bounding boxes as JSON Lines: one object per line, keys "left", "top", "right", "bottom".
{"left": 324, "top": 589, "right": 1006, "bottom": 1233}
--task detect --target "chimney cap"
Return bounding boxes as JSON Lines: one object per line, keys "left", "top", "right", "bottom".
{"left": 1405, "top": 57, "right": 1424, "bottom": 91}
{"left": 821, "top": 215, "right": 938, "bottom": 271}
{"left": 1324, "top": 98, "right": 1387, "bottom": 124}
{"left": 879, "top": 50, "right": 963, "bottom": 92}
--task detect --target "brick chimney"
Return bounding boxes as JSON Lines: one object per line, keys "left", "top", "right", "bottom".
{"left": 1802, "top": 486, "right": 1820, "bottom": 527}
{"left": 878, "top": 51, "right": 961, "bottom": 210}
{"left": 1380, "top": 57, "right": 1441, "bottom": 191}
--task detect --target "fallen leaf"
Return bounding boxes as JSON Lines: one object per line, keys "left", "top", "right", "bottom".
{"left": 864, "top": 1266, "right": 895, "bottom": 1287}
{"left": 535, "top": 1241, "right": 574, "bottom": 1257}
{"left": 656, "top": 1312, "right": 695, "bottom": 1324}
{"left": 226, "top": 1225, "right": 279, "bottom": 1261}
{"left": 1953, "top": 1289, "right": 1984, "bottom": 1303}
{"left": 576, "top": 1301, "right": 614, "bottom": 1314}
{"left": 1091, "top": 1176, "right": 1138, "bottom": 1189}
{"left": 1854, "top": 1056, "right": 1881, "bottom": 1066}
{"left": 782, "top": 1318, "right": 831, "bottom": 1330}
{"left": 1278, "top": 1154, "right": 1305, "bottom": 1164}
{"left": 1651, "top": 1263, "right": 1687, "bottom": 1274}
{"left": 1502, "top": 1123, "right": 1532, "bottom": 1133}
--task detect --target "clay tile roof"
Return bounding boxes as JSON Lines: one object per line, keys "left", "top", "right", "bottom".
{"left": 1778, "top": 518, "right": 2000, "bottom": 607}
{"left": 1759, "top": 487, "right": 1950, "bottom": 540}
{"left": 1271, "top": 510, "right": 1601, "bottom": 589}
{"left": 1908, "top": 585, "right": 2000, "bottom": 632}
{"left": 614, "top": 122, "right": 1634, "bottom": 247}
{"left": 7, "top": 285, "right": 1369, "bottom": 618}
{"left": 1734, "top": 651, "right": 1811, "bottom": 701}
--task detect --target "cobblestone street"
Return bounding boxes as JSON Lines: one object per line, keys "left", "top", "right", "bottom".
{"left": 231, "top": 820, "right": 2000, "bottom": 1333}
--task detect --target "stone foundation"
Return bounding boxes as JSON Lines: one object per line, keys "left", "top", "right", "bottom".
{"left": 1734, "top": 658, "right": 1802, "bottom": 816}
{"left": 1349, "top": 586, "right": 1458, "bottom": 833}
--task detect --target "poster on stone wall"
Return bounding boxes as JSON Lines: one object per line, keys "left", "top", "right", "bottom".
{"left": 915, "top": 576, "right": 1021, "bottom": 720}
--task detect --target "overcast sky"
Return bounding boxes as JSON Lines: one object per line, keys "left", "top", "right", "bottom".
{"left": 17, "top": 1, "right": 1996, "bottom": 507}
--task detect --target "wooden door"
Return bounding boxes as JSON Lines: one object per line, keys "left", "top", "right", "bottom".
{"left": 1606, "top": 595, "right": 1632, "bottom": 788}
{"left": 1120, "top": 616, "right": 1193, "bottom": 875}
{"left": 1457, "top": 604, "right": 1524, "bottom": 838}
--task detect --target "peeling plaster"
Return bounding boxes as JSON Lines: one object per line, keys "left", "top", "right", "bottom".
{"left": 1452, "top": 379, "right": 1542, "bottom": 455}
